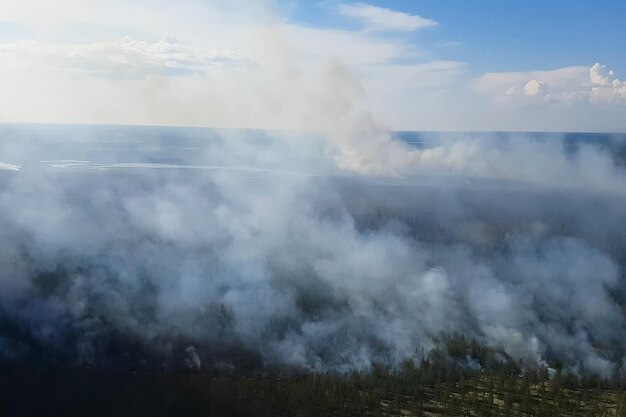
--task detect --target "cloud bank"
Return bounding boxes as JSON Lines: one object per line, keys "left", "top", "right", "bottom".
{"left": 477, "top": 63, "right": 626, "bottom": 106}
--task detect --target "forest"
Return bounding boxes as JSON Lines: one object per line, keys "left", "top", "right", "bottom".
{"left": 2, "top": 333, "right": 625, "bottom": 416}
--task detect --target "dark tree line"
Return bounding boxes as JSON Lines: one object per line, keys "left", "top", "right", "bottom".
{"left": 1, "top": 333, "right": 625, "bottom": 416}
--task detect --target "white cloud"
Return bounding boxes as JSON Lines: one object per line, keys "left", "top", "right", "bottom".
{"left": 523, "top": 79, "right": 548, "bottom": 96}
{"left": 0, "top": 162, "right": 20, "bottom": 171}
{"left": 590, "top": 63, "right": 615, "bottom": 86}
{"left": 476, "top": 63, "right": 626, "bottom": 106}
{"left": 0, "top": 37, "right": 251, "bottom": 79}
{"left": 589, "top": 63, "right": 626, "bottom": 105}
{"left": 337, "top": 2, "right": 436, "bottom": 32}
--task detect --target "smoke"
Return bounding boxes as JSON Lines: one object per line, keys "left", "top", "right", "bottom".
{"left": 0, "top": 1, "right": 626, "bottom": 378}
{"left": 0, "top": 124, "right": 625, "bottom": 376}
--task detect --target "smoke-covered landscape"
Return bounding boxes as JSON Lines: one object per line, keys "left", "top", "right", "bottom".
{"left": 2, "top": 1, "right": 626, "bottom": 415}
{"left": 1, "top": 125, "right": 625, "bottom": 377}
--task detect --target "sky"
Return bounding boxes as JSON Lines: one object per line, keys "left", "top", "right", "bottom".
{"left": 1, "top": 0, "right": 625, "bottom": 132}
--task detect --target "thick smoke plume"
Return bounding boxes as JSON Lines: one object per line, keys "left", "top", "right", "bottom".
{"left": 0, "top": 124, "right": 625, "bottom": 377}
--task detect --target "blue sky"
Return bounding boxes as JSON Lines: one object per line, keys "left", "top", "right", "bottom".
{"left": 285, "top": 0, "right": 626, "bottom": 75}
{"left": 0, "top": 0, "right": 625, "bottom": 131}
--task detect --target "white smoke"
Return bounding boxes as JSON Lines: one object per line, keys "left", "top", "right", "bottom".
{"left": 0, "top": 1, "right": 625, "bottom": 378}
{"left": 0, "top": 125, "right": 625, "bottom": 376}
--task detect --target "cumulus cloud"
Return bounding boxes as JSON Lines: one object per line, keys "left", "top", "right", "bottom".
{"left": 337, "top": 2, "right": 437, "bottom": 32}
{"left": 477, "top": 63, "right": 626, "bottom": 106}
{"left": 590, "top": 63, "right": 616, "bottom": 86}
{"left": 589, "top": 63, "right": 626, "bottom": 105}
{"left": 523, "top": 79, "right": 548, "bottom": 96}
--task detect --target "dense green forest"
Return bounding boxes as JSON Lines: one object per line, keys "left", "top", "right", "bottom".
{"left": 2, "top": 334, "right": 624, "bottom": 417}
